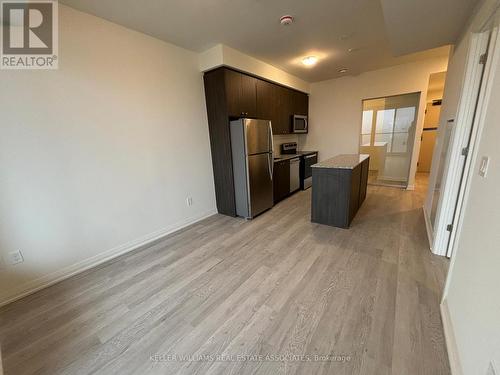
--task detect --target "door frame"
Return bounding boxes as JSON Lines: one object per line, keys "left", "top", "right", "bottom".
{"left": 445, "top": 27, "right": 499, "bottom": 260}
{"left": 425, "top": 30, "right": 492, "bottom": 256}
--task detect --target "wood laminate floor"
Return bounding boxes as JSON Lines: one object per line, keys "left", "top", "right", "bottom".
{"left": 0, "top": 174, "right": 450, "bottom": 375}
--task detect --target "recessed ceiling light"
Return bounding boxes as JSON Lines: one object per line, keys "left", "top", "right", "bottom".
{"left": 302, "top": 56, "right": 318, "bottom": 66}
{"left": 338, "top": 68, "right": 348, "bottom": 73}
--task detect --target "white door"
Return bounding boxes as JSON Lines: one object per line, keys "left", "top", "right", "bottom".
{"left": 424, "top": 31, "right": 492, "bottom": 256}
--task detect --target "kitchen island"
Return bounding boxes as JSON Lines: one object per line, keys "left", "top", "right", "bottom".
{"left": 311, "top": 154, "right": 370, "bottom": 228}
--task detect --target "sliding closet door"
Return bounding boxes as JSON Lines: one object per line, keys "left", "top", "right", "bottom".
{"left": 360, "top": 93, "right": 421, "bottom": 188}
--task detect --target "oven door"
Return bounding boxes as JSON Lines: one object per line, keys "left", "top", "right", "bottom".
{"left": 293, "top": 115, "right": 308, "bottom": 133}
{"left": 302, "top": 153, "right": 317, "bottom": 189}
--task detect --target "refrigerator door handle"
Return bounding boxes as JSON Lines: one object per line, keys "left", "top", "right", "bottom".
{"left": 268, "top": 121, "right": 274, "bottom": 178}
{"left": 268, "top": 153, "right": 273, "bottom": 180}
{"left": 269, "top": 121, "right": 274, "bottom": 155}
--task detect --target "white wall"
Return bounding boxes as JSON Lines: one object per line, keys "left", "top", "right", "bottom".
{"left": 199, "top": 44, "right": 310, "bottom": 93}
{"left": 301, "top": 56, "right": 449, "bottom": 188}
{"left": 0, "top": 5, "right": 216, "bottom": 305}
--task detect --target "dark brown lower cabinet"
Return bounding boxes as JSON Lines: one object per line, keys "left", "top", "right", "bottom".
{"left": 311, "top": 156, "right": 370, "bottom": 228}
{"left": 273, "top": 160, "right": 290, "bottom": 204}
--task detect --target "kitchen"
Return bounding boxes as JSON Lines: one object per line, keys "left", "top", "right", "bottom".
{"left": 204, "top": 66, "right": 368, "bottom": 227}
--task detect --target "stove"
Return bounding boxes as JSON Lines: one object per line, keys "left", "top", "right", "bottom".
{"left": 279, "top": 142, "right": 318, "bottom": 190}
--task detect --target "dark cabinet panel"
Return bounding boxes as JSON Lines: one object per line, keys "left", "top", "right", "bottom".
{"left": 241, "top": 74, "right": 257, "bottom": 117}
{"left": 224, "top": 69, "right": 256, "bottom": 117}
{"left": 274, "top": 86, "right": 292, "bottom": 134}
{"left": 311, "top": 156, "right": 370, "bottom": 228}
{"left": 203, "top": 69, "right": 236, "bottom": 216}
{"left": 311, "top": 169, "right": 351, "bottom": 228}
{"left": 348, "top": 165, "right": 361, "bottom": 224}
{"left": 359, "top": 158, "right": 369, "bottom": 205}
{"left": 223, "top": 68, "right": 307, "bottom": 134}
{"left": 224, "top": 69, "right": 241, "bottom": 118}
{"left": 292, "top": 90, "right": 308, "bottom": 116}
{"left": 273, "top": 160, "right": 290, "bottom": 203}
{"left": 256, "top": 79, "right": 275, "bottom": 122}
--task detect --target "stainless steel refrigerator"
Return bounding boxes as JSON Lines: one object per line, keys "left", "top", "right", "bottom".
{"left": 230, "top": 118, "right": 274, "bottom": 219}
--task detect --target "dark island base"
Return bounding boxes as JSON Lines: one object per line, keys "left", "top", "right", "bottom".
{"left": 311, "top": 155, "right": 369, "bottom": 228}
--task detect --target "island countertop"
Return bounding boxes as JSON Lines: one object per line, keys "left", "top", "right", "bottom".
{"left": 312, "top": 154, "right": 370, "bottom": 169}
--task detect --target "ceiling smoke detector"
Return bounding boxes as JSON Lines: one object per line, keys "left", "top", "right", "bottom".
{"left": 280, "top": 15, "right": 294, "bottom": 26}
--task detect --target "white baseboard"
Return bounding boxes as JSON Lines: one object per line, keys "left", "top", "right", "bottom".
{"left": 406, "top": 184, "right": 415, "bottom": 191}
{"left": 441, "top": 299, "right": 464, "bottom": 375}
{"left": 0, "top": 209, "right": 217, "bottom": 307}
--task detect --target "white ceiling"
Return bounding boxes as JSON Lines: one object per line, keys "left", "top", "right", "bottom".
{"left": 60, "top": 0, "right": 475, "bottom": 82}
{"left": 381, "top": 0, "right": 480, "bottom": 56}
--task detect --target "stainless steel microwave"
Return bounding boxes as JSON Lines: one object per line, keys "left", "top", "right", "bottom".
{"left": 292, "top": 115, "right": 308, "bottom": 133}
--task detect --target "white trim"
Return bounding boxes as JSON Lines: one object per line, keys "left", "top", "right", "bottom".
{"left": 441, "top": 299, "right": 464, "bottom": 375}
{"left": 406, "top": 184, "right": 415, "bottom": 191}
{"left": 431, "top": 31, "right": 490, "bottom": 256}
{"left": 0, "top": 209, "right": 217, "bottom": 307}
{"left": 423, "top": 205, "right": 434, "bottom": 251}
{"left": 439, "top": 26, "right": 500, "bottom": 375}
{"left": 443, "top": 26, "right": 500, "bottom": 298}
{"left": 447, "top": 27, "right": 500, "bottom": 258}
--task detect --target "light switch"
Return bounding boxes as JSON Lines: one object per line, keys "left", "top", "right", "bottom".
{"left": 479, "top": 156, "right": 490, "bottom": 178}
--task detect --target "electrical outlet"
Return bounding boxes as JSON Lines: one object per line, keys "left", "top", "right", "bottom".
{"left": 186, "top": 197, "right": 193, "bottom": 207}
{"left": 7, "top": 250, "right": 24, "bottom": 265}
{"left": 479, "top": 156, "right": 490, "bottom": 178}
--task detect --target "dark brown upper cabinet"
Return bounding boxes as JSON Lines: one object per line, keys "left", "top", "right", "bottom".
{"left": 292, "top": 90, "right": 308, "bottom": 116}
{"left": 224, "top": 69, "right": 257, "bottom": 118}
{"left": 256, "top": 79, "right": 275, "bottom": 122}
{"left": 274, "top": 86, "right": 292, "bottom": 135}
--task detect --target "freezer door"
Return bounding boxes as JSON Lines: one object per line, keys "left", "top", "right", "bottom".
{"left": 247, "top": 153, "right": 274, "bottom": 217}
{"left": 244, "top": 119, "right": 272, "bottom": 155}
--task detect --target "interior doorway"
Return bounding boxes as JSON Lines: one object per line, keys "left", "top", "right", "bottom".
{"left": 418, "top": 72, "right": 447, "bottom": 173}
{"left": 360, "top": 92, "right": 421, "bottom": 188}
{"left": 424, "top": 30, "right": 494, "bottom": 257}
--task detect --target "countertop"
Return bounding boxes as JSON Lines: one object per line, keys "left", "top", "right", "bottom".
{"left": 297, "top": 150, "right": 318, "bottom": 156}
{"left": 312, "top": 154, "right": 369, "bottom": 169}
{"left": 274, "top": 154, "right": 300, "bottom": 162}
{"left": 273, "top": 150, "right": 318, "bottom": 163}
